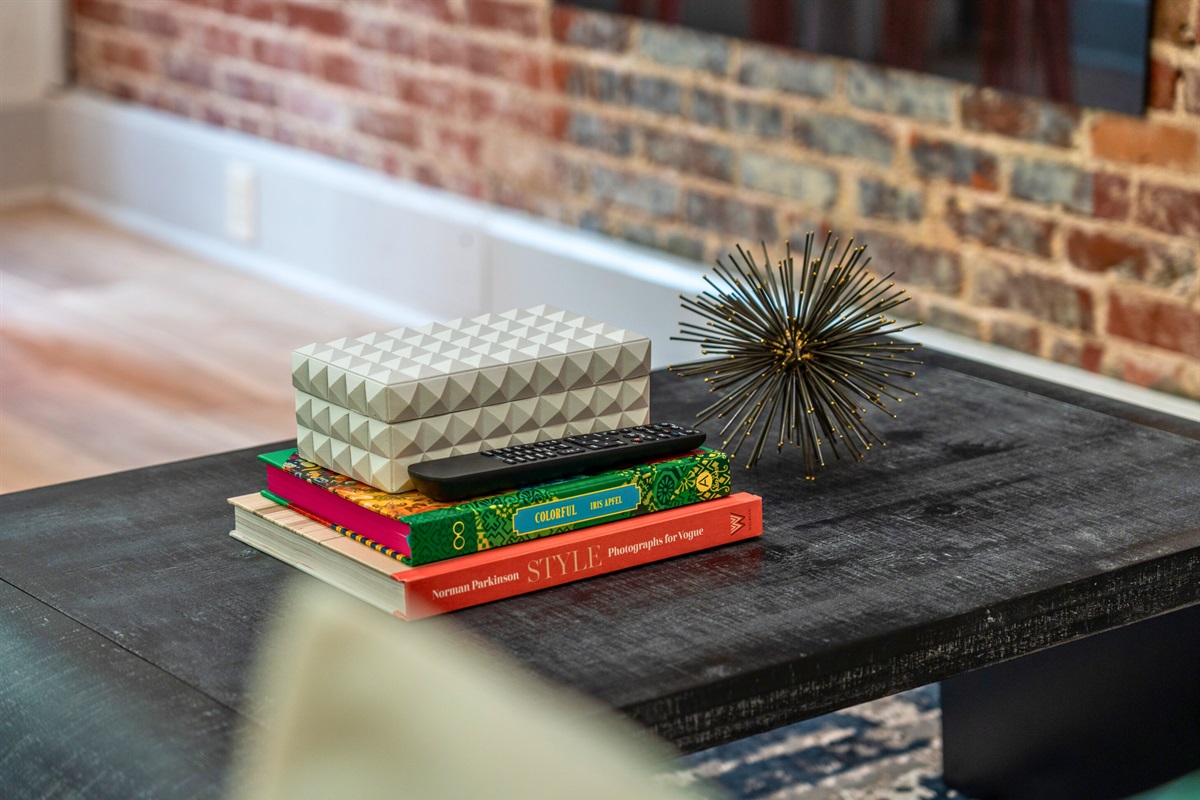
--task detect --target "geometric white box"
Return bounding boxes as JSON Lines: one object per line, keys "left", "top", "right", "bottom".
{"left": 292, "top": 305, "right": 651, "bottom": 425}
{"left": 295, "top": 376, "right": 650, "bottom": 460}
{"left": 296, "top": 402, "right": 650, "bottom": 494}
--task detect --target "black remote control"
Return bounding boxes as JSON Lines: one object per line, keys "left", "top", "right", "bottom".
{"left": 407, "top": 422, "right": 707, "bottom": 501}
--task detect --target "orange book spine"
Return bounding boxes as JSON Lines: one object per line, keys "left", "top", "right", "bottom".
{"left": 399, "top": 492, "right": 762, "bottom": 620}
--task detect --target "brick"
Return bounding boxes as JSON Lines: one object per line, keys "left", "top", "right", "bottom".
{"left": 925, "top": 301, "right": 983, "bottom": 338}
{"left": 643, "top": 129, "right": 733, "bottom": 183}
{"left": 594, "top": 67, "right": 628, "bottom": 103}
{"left": 783, "top": 214, "right": 834, "bottom": 247}
{"left": 100, "top": 41, "right": 154, "bottom": 73}
{"left": 281, "top": 86, "right": 342, "bottom": 124}
{"left": 910, "top": 135, "right": 998, "bottom": 190}
{"left": 1049, "top": 335, "right": 1104, "bottom": 372}
{"left": 990, "top": 319, "right": 1041, "bottom": 354}
{"left": 1136, "top": 183, "right": 1200, "bottom": 237}
{"left": 688, "top": 89, "right": 782, "bottom": 138}
{"left": 165, "top": 53, "right": 213, "bottom": 88}
{"left": 436, "top": 127, "right": 482, "bottom": 167}
{"left": 225, "top": 72, "right": 277, "bottom": 106}
{"left": 629, "top": 75, "right": 682, "bottom": 115}
{"left": 971, "top": 262, "right": 1094, "bottom": 331}
{"left": 1069, "top": 232, "right": 1198, "bottom": 291}
{"left": 1102, "top": 348, "right": 1190, "bottom": 396}
{"left": 128, "top": 7, "right": 179, "bottom": 38}
{"left": 1185, "top": 66, "right": 1200, "bottom": 114}
{"left": 638, "top": 24, "right": 729, "bottom": 76}
{"left": 945, "top": 199, "right": 1054, "bottom": 257}
{"left": 428, "top": 31, "right": 469, "bottom": 69}
{"left": 846, "top": 63, "right": 954, "bottom": 123}
{"left": 794, "top": 113, "right": 894, "bottom": 166}
{"left": 396, "top": 74, "right": 464, "bottom": 111}
{"left": 593, "top": 166, "right": 678, "bottom": 215}
{"left": 1091, "top": 114, "right": 1199, "bottom": 169}
{"left": 1011, "top": 158, "right": 1092, "bottom": 214}
{"left": 551, "top": 59, "right": 589, "bottom": 97}
{"left": 355, "top": 109, "right": 419, "bottom": 147}
{"left": 550, "top": 7, "right": 630, "bottom": 52}
{"left": 571, "top": 68, "right": 682, "bottom": 114}
{"left": 467, "top": 42, "right": 542, "bottom": 87}
{"left": 285, "top": 3, "right": 347, "bottom": 37}
{"left": 75, "top": 0, "right": 123, "bottom": 25}
{"left": 740, "top": 152, "right": 838, "bottom": 209}
{"left": 355, "top": 22, "right": 422, "bottom": 58}
{"left": 253, "top": 38, "right": 309, "bottom": 71}
{"left": 738, "top": 45, "right": 836, "bottom": 99}
{"left": 857, "top": 177, "right": 922, "bottom": 222}
{"left": 508, "top": 102, "right": 569, "bottom": 139}
{"left": 320, "top": 53, "right": 359, "bottom": 88}
{"left": 685, "top": 191, "right": 778, "bottom": 241}
{"left": 1148, "top": 59, "right": 1181, "bottom": 110}
{"left": 664, "top": 233, "right": 706, "bottom": 261}
{"left": 1093, "top": 173, "right": 1131, "bottom": 221}
{"left": 565, "top": 112, "right": 632, "bottom": 156}
{"left": 201, "top": 25, "right": 243, "bottom": 57}
{"left": 224, "top": 0, "right": 278, "bottom": 22}
{"left": 466, "top": 0, "right": 540, "bottom": 37}
{"left": 1108, "top": 293, "right": 1200, "bottom": 357}
{"left": 1152, "top": 0, "right": 1196, "bottom": 46}
{"left": 861, "top": 232, "right": 962, "bottom": 296}
{"left": 399, "top": 0, "right": 456, "bottom": 24}
{"left": 961, "top": 89, "right": 1079, "bottom": 147}
{"left": 619, "top": 223, "right": 657, "bottom": 248}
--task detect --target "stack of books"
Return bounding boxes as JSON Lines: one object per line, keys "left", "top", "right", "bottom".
{"left": 228, "top": 306, "right": 763, "bottom": 619}
{"left": 228, "top": 447, "right": 762, "bottom": 620}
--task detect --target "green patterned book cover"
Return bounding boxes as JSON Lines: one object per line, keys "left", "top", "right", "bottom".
{"left": 262, "top": 448, "right": 731, "bottom": 565}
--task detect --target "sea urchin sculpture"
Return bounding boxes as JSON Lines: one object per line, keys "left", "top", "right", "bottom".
{"left": 669, "top": 232, "right": 922, "bottom": 477}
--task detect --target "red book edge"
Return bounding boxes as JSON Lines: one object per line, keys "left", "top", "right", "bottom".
{"left": 266, "top": 463, "right": 413, "bottom": 556}
{"left": 399, "top": 492, "right": 762, "bottom": 620}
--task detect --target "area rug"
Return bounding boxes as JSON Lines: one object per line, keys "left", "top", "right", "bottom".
{"left": 660, "top": 685, "right": 966, "bottom": 799}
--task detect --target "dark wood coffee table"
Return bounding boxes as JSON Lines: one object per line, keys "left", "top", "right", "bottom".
{"left": 2, "top": 352, "right": 1198, "bottom": 799}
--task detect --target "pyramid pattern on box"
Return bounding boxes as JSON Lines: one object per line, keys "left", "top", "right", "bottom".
{"left": 297, "top": 408, "right": 649, "bottom": 494}
{"left": 296, "top": 376, "right": 649, "bottom": 460}
{"left": 293, "top": 306, "right": 653, "bottom": 493}
{"left": 293, "top": 305, "right": 651, "bottom": 424}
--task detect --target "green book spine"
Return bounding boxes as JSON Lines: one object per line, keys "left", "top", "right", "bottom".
{"left": 403, "top": 448, "right": 731, "bottom": 565}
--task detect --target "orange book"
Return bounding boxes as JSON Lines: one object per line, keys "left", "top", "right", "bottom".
{"left": 228, "top": 491, "right": 762, "bottom": 620}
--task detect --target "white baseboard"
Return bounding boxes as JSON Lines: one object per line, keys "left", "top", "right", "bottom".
{"left": 41, "top": 90, "right": 1199, "bottom": 422}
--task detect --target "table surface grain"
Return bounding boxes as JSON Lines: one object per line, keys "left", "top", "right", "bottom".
{"left": 3, "top": 352, "right": 1198, "bottom": 799}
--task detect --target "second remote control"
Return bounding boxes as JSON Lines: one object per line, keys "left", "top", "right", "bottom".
{"left": 407, "top": 423, "right": 707, "bottom": 501}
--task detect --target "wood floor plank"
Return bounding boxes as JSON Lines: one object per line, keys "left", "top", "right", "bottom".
{"left": 0, "top": 205, "right": 394, "bottom": 493}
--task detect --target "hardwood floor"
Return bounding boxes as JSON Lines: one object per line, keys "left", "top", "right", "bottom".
{"left": 0, "top": 205, "right": 393, "bottom": 493}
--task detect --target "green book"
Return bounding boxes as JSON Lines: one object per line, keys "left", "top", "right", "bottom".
{"left": 259, "top": 448, "right": 732, "bottom": 566}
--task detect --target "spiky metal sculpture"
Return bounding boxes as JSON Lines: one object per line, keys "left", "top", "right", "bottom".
{"left": 670, "top": 232, "right": 922, "bottom": 477}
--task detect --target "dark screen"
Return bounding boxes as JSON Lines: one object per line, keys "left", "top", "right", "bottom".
{"left": 561, "top": 0, "right": 1151, "bottom": 115}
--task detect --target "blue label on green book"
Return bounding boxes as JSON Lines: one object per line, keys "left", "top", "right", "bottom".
{"left": 512, "top": 484, "right": 641, "bottom": 536}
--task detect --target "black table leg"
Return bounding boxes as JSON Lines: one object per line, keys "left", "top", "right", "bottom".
{"left": 942, "top": 603, "right": 1200, "bottom": 800}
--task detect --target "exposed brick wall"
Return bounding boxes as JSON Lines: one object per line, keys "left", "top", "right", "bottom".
{"left": 71, "top": 0, "right": 1200, "bottom": 398}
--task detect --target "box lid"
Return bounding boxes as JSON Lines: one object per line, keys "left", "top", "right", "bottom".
{"left": 292, "top": 306, "right": 651, "bottom": 424}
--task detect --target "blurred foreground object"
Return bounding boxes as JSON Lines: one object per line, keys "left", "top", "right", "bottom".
{"left": 228, "top": 582, "right": 714, "bottom": 800}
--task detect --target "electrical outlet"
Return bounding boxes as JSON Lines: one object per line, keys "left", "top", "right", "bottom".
{"left": 225, "top": 161, "right": 257, "bottom": 243}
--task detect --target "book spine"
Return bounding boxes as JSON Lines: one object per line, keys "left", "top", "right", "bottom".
{"left": 405, "top": 448, "right": 732, "bottom": 566}
{"left": 401, "top": 493, "right": 762, "bottom": 620}
{"left": 266, "top": 465, "right": 412, "bottom": 556}
{"left": 261, "top": 490, "right": 407, "bottom": 561}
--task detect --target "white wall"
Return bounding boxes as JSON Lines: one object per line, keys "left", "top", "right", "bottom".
{"left": 0, "top": 0, "right": 65, "bottom": 106}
